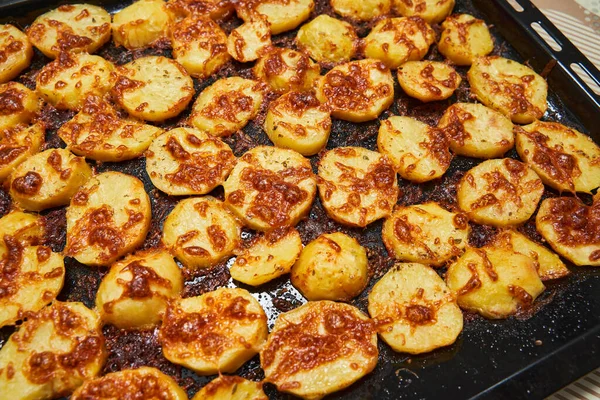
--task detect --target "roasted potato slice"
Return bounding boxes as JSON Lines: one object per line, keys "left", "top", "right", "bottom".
{"left": 515, "top": 121, "right": 600, "bottom": 193}
{"left": 291, "top": 232, "right": 368, "bottom": 301}
{"left": 296, "top": 15, "right": 357, "bottom": 64}
{"left": 397, "top": 61, "right": 461, "bottom": 102}
{"left": 368, "top": 263, "right": 463, "bottom": 354}
{"left": 382, "top": 202, "right": 469, "bottom": 266}
{"left": 159, "top": 288, "right": 268, "bottom": 375}
{"left": 226, "top": 17, "right": 271, "bottom": 63}
{"left": 238, "top": 0, "right": 314, "bottom": 34}
{"left": 0, "top": 211, "right": 45, "bottom": 247}
{"left": 0, "top": 301, "right": 106, "bottom": 400}
{"left": 394, "top": 0, "right": 455, "bottom": 24}
{"left": 438, "top": 102, "right": 514, "bottom": 159}
{"left": 261, "top": 301, "right": 378, "bottom": 399}
{"left": 0, "top": 24, "right": 33, "bottom": 83}
{"left": 438, "top": 13, "right": 494, "bottom": 66}
{"left": 223, "top": 146, "right": 316, "bottom": 231}
{"left": 26, "top": 4, "right": 111, "bottom": 58}
{"left": 192, "top": 375, "right": 267, "bottom": 400}
{"left": 457, "top": 158, "right": 544, "bottom": 227}
{"left": 317, "top": 147, "right": 398, "bottom": 227}
{"left": 264, "top": 91, "right": 331, "bottom": 156}
{"left": 65, "top": 171, "right": 151, "bottom": 267}
{"left": 254, "top": 47, "right": 320, "bottom": 94}
{"left": 363, "top": 17, "right": 435, "bottom": 69}
{"left": 0, "top": 122, "right": 45, "bottom": 182}
{"left": 468, "top": 56, "right": 548, "bottom": 124}
{"left": 230, "top": 227, "right": 302, "bottom": 286}
{"left": 162, "top": 196, "right": 240, "bottom": 269}
{"left": 167, "top": 0, "right": 234, "bottom": 20}
{"left": 0, "top": 82, "right": 41, "bottom": 131}
{"left": 112, "top": 0, "right": 172, "bottom": 49}
{"left": 331, "top": 0, "right": 391, "bottom": 21}
{"left": 378, "top": 116, "right": 452, "bottom": 182}
{"left": 8, "top": 148, "right": 92, "bottom": 211}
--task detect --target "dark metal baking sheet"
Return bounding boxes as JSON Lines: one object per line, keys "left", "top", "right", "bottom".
{"left": 0, "top": 0, "right": 599, "bottom": 399}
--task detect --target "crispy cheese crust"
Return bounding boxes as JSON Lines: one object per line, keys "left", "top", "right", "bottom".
{"left": 397, "top": 61, "right": 462, "bottom": 102}
{"left": 0, "top": 211, "right": 45, "bottom": 247}
{"left": 0, "top": 122, "right": 45, "bottom": 183}
{"left": 0, "top": 24, "right": 33, "bottom": 83}
{"left": 0, "top": 82, "right": 41, "bottom": 131}
{"left": 254, "top": 47, "right": 321, "bottom": 94}
{"left": 237, "top": 0, "right": 314, "bottom": 35}
{"left": 227, "top": 17, "right": 272, "bottom": 63}
{"left": 394, "top": 0, "right": 455, "bottom": 24}
{"left": 438, "top": 13, "right": 494, "bottom": 66}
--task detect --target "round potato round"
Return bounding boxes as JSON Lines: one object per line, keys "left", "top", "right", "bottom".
{"left": 438, "top": 13, "right": 494, "bottom": 66}
{"left": 264, "top": 91, "right": 331, "bottom": 156}
{"left": 438, "top": 102, "right": 514, "bottom": 159}
{"left": 65, "top": 171, "right": 151, "bottom": 267}
{"left": 9, "top": 148, "right": 92, "bottom": 211}
{"left": 0, "top": 211, "right": 45, "bottom": 247}
{"left": 223, "top": 146, "right": 316, "bottom": 231}
{"left": 112, "top": 0, "right": 172, "bottom": 49}
{"left": 159, "top": 288, "right": 268, "bottom": 375}
{"left": 296, "top": 15, "right": 357, "bottom": 64}
{"left": 394, "top": 0, "right": 455, "bottom": 24}
{"left": 515, "top": 120, "right": 600, "bottom": 193}
{"left": 146, "top": 127, "right": 236, "bottom": 196}
{"left": 398, "top": 61, "right": 462, "bottom": 102}
{"left": 368, "top": 263, "right": 463, "bottom": 354}
{"left": 0, "top": 24, "right": 33, "bottom": 83}
{"left": 238, "top": 0, "right": 314, "bottom": 34}
{"left": 261, "top": 301, "right": 378, "bottom": 399}
{"left": 0, "top": 82, "right": 40, "bottom": 131}
{"left": 331, "top": 0, "right": 391, "bottom": 21}
{"left": 26, "top": 4, "right": 111, "bottom": 58}
{"left": 254, "top": 47, "right": 320, "bottom": 94}
{"left": 316, "top": 59, "right": 394, "bottom": 122}
{"left": 226, "top": 17, "right": 271, "bottom": 63}
{"left": 317, "top": 146, "right": 398, "bottom": 227}
{"left": 0, "top": 122, "right": 45, "bottom": 183}
{"left": 364, "top": 17, "right": 435, "bottom": 69}
{"left": 468, "top": 56, "right": 548, "bottom": 124}
{"left": 193, "top": 375, "right": 267, "bottom": 400}
{"left": 457, "top": 158, "right": 544, "bottom": 226}
{"left": 382, "top": 202, "right": 470, "bottom": 266}
{"left": 167, "top": 0, "right": 234, "bottom": 20}
{"left": 112, "top": 56, "right": 194, "bottom": 122}
{"left": 162, "top": 196, "right": 240, "bottom": 269}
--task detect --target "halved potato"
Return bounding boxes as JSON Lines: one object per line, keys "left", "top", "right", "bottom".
{"left": 167, "top": 0, "right": 234, "bottom": 20}
{"left": 223, "top": 146, "right": 316, "bottom": 231}
{"left": 162, "top": 196, "right": 240, "bottom": 269}
{"left": 227, "top": 16, "right": 271, "bottom": 63}
{"left": 237, "top": 0, "right": 314, "bottom": 34}
{"left": 378, "top": 116, "right": 452, "bottom": 182}
{"left": 394, "top": 0, "right": 455, "bottom": 24}
{"left": 317, "top": 147, "right": 398, "bottom": 227}
{"left": 363, "top": 17, "right": 435, "bottom": 69}
{"left": 438, "top": 13, "right": 494, "bottom": 66}
{"left": 0, "top": 24, "right": 33, "bottom": 83}
{"left": 8, "top": 148, "right": 92, "bottom": 211}
{"left": 438, "top": 102, "right": 514, "bottom": 159}
{"left": 26, "top": 4, "right": 111, "bottom": 58}
{"left": 0, "top": 301, "right": 106, "bottom": 400}
{"left": 65, "top": 171, "right": 151, "bottom": 267}
{"left": 254, "top": 47, "right": 320, "bottom": 94}
{"left": 457, "top": 158, "right": 544, "bottom": 227}
{"left": 397, "top": 61, "right": 461, "bottom": 102}
{"left": 368, "top": 263, "right": 463, "bottom": 354}
{"left": 296, "top": 15, "right": 357, "bottom": 64}
{"left": 468, "top": 56, "right": 548, "bottom": 124}
{"left": 316, "top": 59, "right": 394, "bottom": 122}
{"left": 192, "top": 375, "right": 267, "bottom": 400}
{"left": 189, "top": 77, "right": 264, "bottom": 137}
{"left": 0, "top": 82, "right": 41, "bottom": 131}
{"left": 112, "top": 0, "right": 172, "bottom": 49}
{"left": 264, "top": 91, "right": 331, "bottom": 156}
{"left": 159, "top": 288, "right": 268, "bottom": 375}
{"left": 0, "top": 211, "right": 45, "bottom": 247}
{"left": 112, "top": 56, "right": 195, "bottom": 122}
{"left": 0, "top": 122, "right": 45, "bottom": 182}
{"left": 261, "top": 301, "right": 378, "bottom": 399}
{"left": 382, "top": 202, "right": 469, "bottom": 266}
{"left": 515, "top": 121, "right": 600, "bottom": 193}
{"left": 331, "top": 0, "right": 391, "bottom": 21}
{"left": 230, "top": 227, "right": 302, "bottom": 286}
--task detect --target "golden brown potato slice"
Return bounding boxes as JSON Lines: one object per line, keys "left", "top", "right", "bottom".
{"left": 254, "top": 47, "right": 320, "bottom": 94}
{"left": 0, "top": 122, "right": 45, "bottom": 182}
{"left": 394, "top": 0, "right": 455, "bottom": 24}
{"left": 223, "top": 146, "right": 316, "bottom": 231}
{"left": 112, "top": 56, "right": 195, "bottom": 122}
{"left": 515, "top": 121, "right": 600, "bottom": 193}
{"left": 192, "top": 375, "right": 267, "bottom": 400}
{"left": 378, "top": 116, "right": 451, "bottom": 183}
{"left": 382, "top": 202, "right": 469, "bottom": 266}
{"left": 536, "top": 197, "right": 600, "bottom": 267}
{"left": 159, "top": 288, "right": 268, "bottom": 375}
{"left": 113, "top": 0, "right": 172, "bottom": 49}
{"left": 8, "top": 148, "right": 92, "bottom": 212}
{"left": 331, "top": 0, "right": 391, "bottom": 21}
{"left": 0, "top": 24, "right": 33, "bottom": 83}
{"left": 65, "top": 171, "right": 151, "bottom": 267}
{"left": 96, "top": 249, "right": 183, "bottom": 329}
{"left": 438, "top": 102, "right": 514, "bottom": 159}
{"left": 71, "top": 367, "right": 188, "bottom": 400}
{"left": 230, "top": 227, "right": 302, "bottom": 286}
{"left": 363, "top": 17, "right": 435, "bottom": 69}
{"left": 227, "top": 16, "right": 272, "bottom": 63}
{"left": 397, "top": 61, "right": 461, "bottom": 102}
{"left": 0, "top": 301, "right": 106, "bottom": 400}
{"left": 317, "top": 147, "right": 398, "bottom": 227}
{"left": 296, "top": 15, "right": 357, "bottom": 64}
{"left": 0, "top": 82, "right": 41, "bottom": 131}
{"left": 171, "top": 15, "right": 230, "bottom": 78}
{"left": 368, "top": 263, "right": 463, "bottom": 354}
{"left": 457, "top": 158, "right": 544, "bottom": 226}
{"left": 189, "top": 77, "right": 264, "bottom": 137}
{"left": 26, "top": 4, "right": 111, "bottom": 58}
{"left": 468, "top": 56, "right": 548, "bottom": 124}
{"left": 316, "top": 59, "right": 394, "bottom": 122}
{"left": 167, "top": 0, "right": 234, "bottom": 20}
{"left": 261, "top": 301, "right": 378, "bottom": 399}
{"left": 0, "top": 211, "right": 45, "bottom": 247}
{"left": 264, "top": 91, "right": 331, "bottom": 156}
{"left": 438, "top": 13, "right": 494, "bottom": 66}
{"left": 291, "top": 232, "right": 368, "bottom": 301}
{"left": 446, "top": 245, "right": 545, "bottom": 318}
{"left": 146, "top": 127, "right": 236, "bottom": 196}
{"left": 162, "top": 196, "right": 240, "bottom": 269}
{"left": 237, "top": 0, "right": 314, "bottom": 34}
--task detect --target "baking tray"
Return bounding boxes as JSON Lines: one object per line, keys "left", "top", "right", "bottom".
{"left": 1, "top": 0, "right": 599, "bottom": 399}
